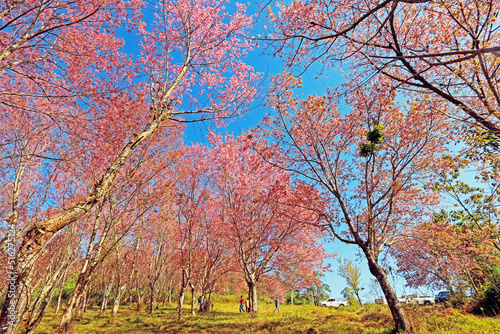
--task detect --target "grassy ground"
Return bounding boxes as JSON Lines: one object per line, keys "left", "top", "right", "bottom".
{"left": 35, "top": 298, "right": 500, "bottom": 334}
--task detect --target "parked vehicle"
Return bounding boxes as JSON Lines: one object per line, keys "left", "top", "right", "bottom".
{"left": 435, "top": 291, "right": 450, "bottom": 304}
{"left": 398, "top": 293, "right": 435, "bottom": 305}
{"left": 398, "top": 293, "right": 418, "bottom": 304}
{"left": 317, "top": 298, "right": 349, "bottom": 307}
{"left": 414, "top": 295, "right": 435, "bottom": 305}
{"left": 374, "top": 296, "right": 387, "bottom": 304}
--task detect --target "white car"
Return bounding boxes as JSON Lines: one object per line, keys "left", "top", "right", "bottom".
{"left": 398, "top": 293, "right": 435, "bottom": 305}
{"left": 398, "top": 293, "right": 418, "bottom": 304}
{"left": 317, "top": 298, "right": 349, "bottom": 307}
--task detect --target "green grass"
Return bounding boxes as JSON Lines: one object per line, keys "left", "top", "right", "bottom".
{"left": 35, "top": 299, "right": 500, "bottom": 334}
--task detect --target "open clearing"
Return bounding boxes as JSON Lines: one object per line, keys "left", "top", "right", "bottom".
{"left": 36, "top": 299, "right": 500, "bottom": 334}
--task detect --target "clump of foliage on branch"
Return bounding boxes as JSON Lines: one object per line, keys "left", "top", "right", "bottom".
{"left": 359, "top": 123, "right": 384, "bottom": 158}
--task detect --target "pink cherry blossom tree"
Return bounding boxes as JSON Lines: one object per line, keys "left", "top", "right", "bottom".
{"left": 264, "top": 73, "right": 450, "bottom": 332}
{"left": 208, "top": 133, "right": 328, "bottom": 313}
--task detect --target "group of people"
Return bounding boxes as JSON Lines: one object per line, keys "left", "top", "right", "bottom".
{"left": 195, "top": 295, "right": 280, "bottom": 313}
{"left": 239, "top": 296, "right": 280, "bottom": 313}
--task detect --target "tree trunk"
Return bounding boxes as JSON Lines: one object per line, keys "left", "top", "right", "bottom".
{"left": 148, "top": 283, "right": 155, "bottom": 315}
{"left": 156, "top": 280, "right": 166, "bottom": 309}
{"left": 26, "top": 276, "right": 56, "bottom": 327}
{"left": 100, "top": 283, "right": 112, "bottom": 315}
{"left": 84, "top": 290, "right": 89, "bottom": 313}
{"left": 59, "top": 204, "right": 107, "bottom": 331}
{"left": 167, "top": 285, "right": 172, "bottom": 305}
{"left": 355, "top": 291, "right": 363, "bottom": 306}
{"left": 200, "top": 293, "right": 212, "bottom": 312}
{"left": 136, "top": 289, "right": 143, "bottom": 312}
{"left": 190, "top": 284, "right": 195, "bottom": 316}
{"left": 178, "top": 286, "right": 186, "bottom": 322}
{"left": 0, "top": 270, "right": 29, "bottom": 334}
{"left": 58, "top": 298, "right": 77, "bottom": 333}
{"left": 58, "top": 280, "right": 90, "bottom": 333}
{"left": 290, "top": 290, "right": 294, "bottom": 305}
{"left": 58, "top": 269, "right": 94, "bottom": 332}
{"left": 53, "top": 268, "right": 69, "bottom": 318}
{"left": 77, "top": 289, "right": 89, "bottom": 317}
{"left": 247, "top": 278, "right": 258, "bottom": 313}
{"left": 128, "top": 292, "right": 133, "bottom": 309}
{"left": 365, "top": 251, "right": 411, "bottom": 332}
{"left": 111, "top": 284, "right": 126, "bottom": 321}
{"left": 54, "top": 287, "right": 63, "bottom": 318}
{"left": 25, "top": 297, "right": 51, "bottom": 334}
{"left": 26, "top": 274, "right": 61, "bottom": 333}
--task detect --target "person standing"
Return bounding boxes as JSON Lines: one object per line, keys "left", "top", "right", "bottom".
{"left": 239, "top": 296, "right": 245, "bottom": 313}
{"left": 273, "top": 297, "right": 280, "bottom": 313}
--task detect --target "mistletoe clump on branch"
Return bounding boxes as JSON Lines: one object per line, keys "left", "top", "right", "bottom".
{"left": 359, "top": 123, "right": 384, "bottom": 157}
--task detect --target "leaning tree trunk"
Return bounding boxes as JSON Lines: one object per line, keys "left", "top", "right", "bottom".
{"left": 60, "top": 200, "right": 109, "bottom": 332}
{"left": 26, "top": 272, "right": 61, "bottom": 334}
{"left": 58, "top": 272, "right": 93, "bottom": 332}
{"left": 25, "top": 295, "right": 53, "bottom": 334}
{"left": 355, "top": 290, "right": 363, "bottom": 306}
{"left": 364, "top": 249, "right": 411, "bottom": 332}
